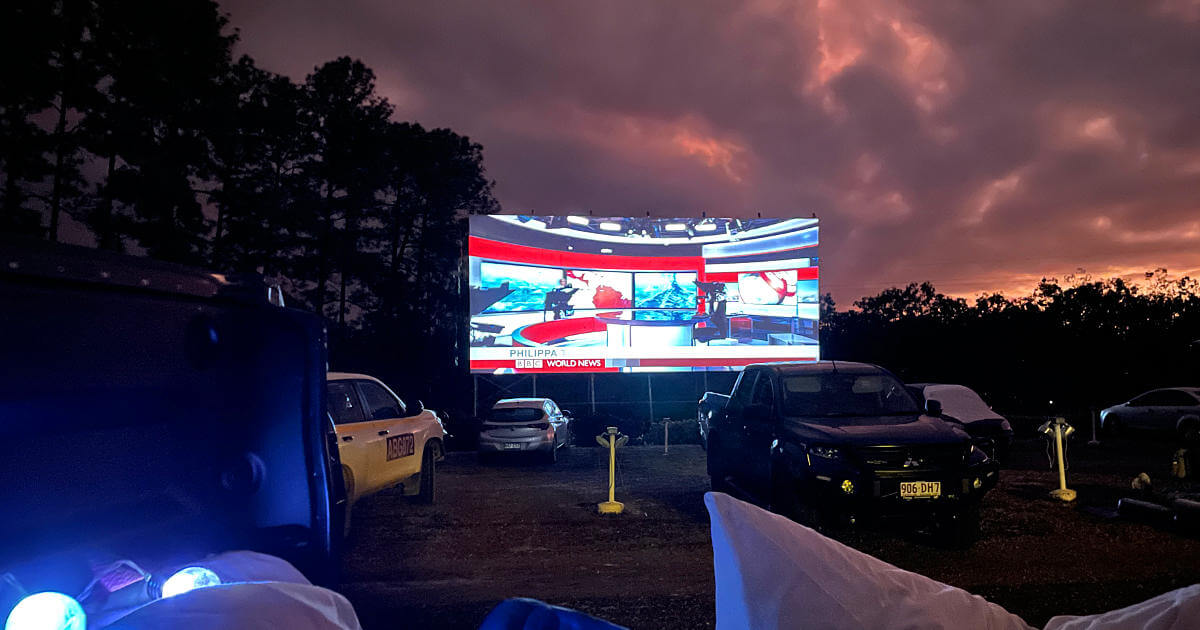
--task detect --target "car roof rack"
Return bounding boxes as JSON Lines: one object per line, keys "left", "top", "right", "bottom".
{"left": 1, "top": 234, "right": 279, "bottom": 305}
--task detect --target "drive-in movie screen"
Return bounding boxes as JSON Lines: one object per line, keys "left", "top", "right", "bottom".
{"left": 469, "top": 215, "right": 820, "bottom": 373}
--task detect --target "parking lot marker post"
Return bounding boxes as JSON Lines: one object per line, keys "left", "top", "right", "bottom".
{"left": 596, "top": 426, "right": 627, "bottom": 514}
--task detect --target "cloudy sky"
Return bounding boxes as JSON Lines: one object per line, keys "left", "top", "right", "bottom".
{"left": 222, "top": 0, "right": 1200, "bottom": 303}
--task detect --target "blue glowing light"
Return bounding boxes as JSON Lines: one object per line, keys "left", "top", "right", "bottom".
{"left": 161, "top": 566, "right": 221, "bottom": 598}
{"left": 4, "top": 592, "right": 86, "bottom": 630}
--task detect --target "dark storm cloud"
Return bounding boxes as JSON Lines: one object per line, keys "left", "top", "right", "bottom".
{"left": 221, "top": 0, "right": 1200, "bottom": 301}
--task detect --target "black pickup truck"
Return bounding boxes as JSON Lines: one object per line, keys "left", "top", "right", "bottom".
{"left": 702, "top": 361, "right": 998, "bottom": 542}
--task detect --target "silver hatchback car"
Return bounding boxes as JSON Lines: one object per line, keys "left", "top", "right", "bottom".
{"left": 1100, "top": 387, "right": 1200, "bottom": 442}
{"left": 478, "top": 398, "right": 573, "bottom": 463}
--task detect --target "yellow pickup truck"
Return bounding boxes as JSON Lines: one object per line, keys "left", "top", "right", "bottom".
{"left": 326, "top": 373, "right": 446, "bottom": 532}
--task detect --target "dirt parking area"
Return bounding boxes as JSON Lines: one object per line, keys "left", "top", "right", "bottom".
{"left": 339, "top": 439, "right": 1200, "bottom": 629}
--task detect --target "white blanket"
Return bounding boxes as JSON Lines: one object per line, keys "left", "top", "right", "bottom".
{"left": 107, "top": 551, "right": 361, "bottom": 630}
{"left": 706, "top": 491, "right": 1199, "bottom": 630}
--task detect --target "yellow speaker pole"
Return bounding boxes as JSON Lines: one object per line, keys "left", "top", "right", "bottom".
{"left": 1049, "top": 417, "right": 1077, "bottom": 502}
{"left": 597, "top": 426, "right": 625, "bottom": 514}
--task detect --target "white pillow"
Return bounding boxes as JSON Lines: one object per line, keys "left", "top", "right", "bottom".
{"left": 706, "top": 491, "right": 1034, "bottom": 630}
{"left": 106, "top": 551, "right": 358, "bottom": 630}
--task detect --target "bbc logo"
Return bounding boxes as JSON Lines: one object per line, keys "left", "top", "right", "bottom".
{"left": 515, "top": 359, "right": 544, "bottom": 369}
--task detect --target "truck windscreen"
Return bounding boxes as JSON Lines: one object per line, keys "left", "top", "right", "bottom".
{"left": 780, "top": 373, "right": 920, "bottom": 420}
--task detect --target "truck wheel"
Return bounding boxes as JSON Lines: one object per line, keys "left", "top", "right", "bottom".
{"left": 709, "top": 460, "right": 732, "bottom": 493}
{"left": 1179, "top": 418, "right": 1199, "bottom": 445}
{"left": 707, "top": 438, "right": 730, "bottom": 492}
{"left": 769, "top": 473, "right": 825, "bottom": 528}
{"left": 341, "top": 468, "right": 355, "bottom": 538}
{"left": 416, "top": 446, "right": 436, "bottom": 504}
{"left": 768, "top": 478, "right": 799, "bottom": 520}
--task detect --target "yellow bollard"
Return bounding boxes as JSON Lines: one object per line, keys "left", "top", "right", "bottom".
{"left": 1044, "top": 417, "right": 1077, "bottom": 502}
{"left": 596, "top": 426, "right": 627, "bottom": 514}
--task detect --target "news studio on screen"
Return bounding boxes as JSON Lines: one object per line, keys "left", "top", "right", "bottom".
{"left": 468, "top": 216, "right": 820, "bottom": 374}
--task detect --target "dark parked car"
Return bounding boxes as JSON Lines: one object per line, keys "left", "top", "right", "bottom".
{"left": 1100, "top": 388, "right": 1200, "bottom": 442}
{"left": 702, "top": 361, "right": 998, "bottom": 543}
{"left": 907, "top": 383, "right": 1014, "bottom": 462}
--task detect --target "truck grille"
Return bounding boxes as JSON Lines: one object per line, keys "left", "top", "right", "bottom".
{"left": 855, "top": 445, "right": 960, "bottom": 470}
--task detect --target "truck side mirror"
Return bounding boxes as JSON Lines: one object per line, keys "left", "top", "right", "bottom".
{"left": 925, "top": 399, "right": 943, "bottom": 416}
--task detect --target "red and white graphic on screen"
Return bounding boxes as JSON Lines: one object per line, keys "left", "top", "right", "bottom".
{"left": 566, "top": 270, "right": 632, "bottom": 308}
{"left": 739, "top": 271, "right": 797, "bottom": 305}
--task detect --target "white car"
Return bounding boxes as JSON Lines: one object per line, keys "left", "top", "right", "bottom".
{"left": 1100, "top": 387, "right": 1200, "bottom": 441}
{"left": 326, "top": 373, "right": 446, "bottom": 529}
{"left": 907, "top": 383, "right": 1014, "bottom": 461}
{"left": 478, "top": 397, "right": 573, "bottom": 463}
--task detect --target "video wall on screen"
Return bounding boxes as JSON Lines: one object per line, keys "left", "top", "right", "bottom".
{"left": 468, "top": 215, "right": 819, "bottom": 373}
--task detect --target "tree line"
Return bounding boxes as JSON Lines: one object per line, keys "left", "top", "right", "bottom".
{"left": 821, "top": 273, "right": 1200, "bottom": 419}
{"left": 1, "top": 0, "right": 499, "bottom": 396}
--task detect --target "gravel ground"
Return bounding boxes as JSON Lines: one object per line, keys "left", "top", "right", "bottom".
{"left": 338, "top": 437, "right": 1200, "bottom": 629}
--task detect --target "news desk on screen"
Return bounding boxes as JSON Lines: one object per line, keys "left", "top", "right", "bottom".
{"left": 468, "top": 215, "right": 819, "bottom": 374}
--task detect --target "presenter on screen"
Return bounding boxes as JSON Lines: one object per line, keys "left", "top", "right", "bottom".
{"left": 696, "top": 281, "right": 730, "bottom": 342}
{"left": 544, "top": 278, "right": 579, "bottom": 320}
